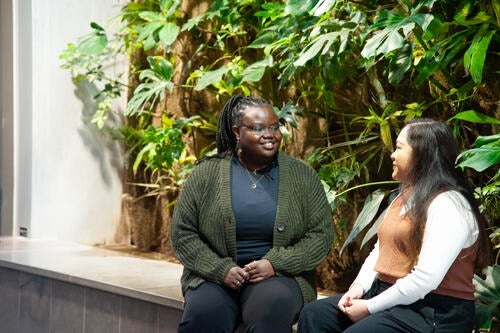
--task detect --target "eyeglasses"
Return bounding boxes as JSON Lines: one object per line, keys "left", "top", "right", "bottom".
{"left": 239, "top": 124, "right": 281, "bottom": 135}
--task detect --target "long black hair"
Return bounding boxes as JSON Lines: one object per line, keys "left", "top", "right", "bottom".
{"left": 400, "top": 118, "right": 490, "bottom": 270}
{"left": 215, "top": 94, "right": 271, "bottom": 155}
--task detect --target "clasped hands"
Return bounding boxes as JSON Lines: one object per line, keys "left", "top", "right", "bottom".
{"left": 223, "top": 259, "right": 275, "bottom": 290}
{"left": 338, "top": 283, "right": 370, "bottom": 322}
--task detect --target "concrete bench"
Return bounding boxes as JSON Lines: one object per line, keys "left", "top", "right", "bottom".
{"left": 0, "top": 237, "right": 310, "bottom": 332}
{"left": 0, "top": 237, "right": 184, "bottom": 332}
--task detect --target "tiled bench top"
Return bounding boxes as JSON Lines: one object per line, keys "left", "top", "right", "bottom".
{"left": 0, "top": 237, "right": 184, "bottom": 310}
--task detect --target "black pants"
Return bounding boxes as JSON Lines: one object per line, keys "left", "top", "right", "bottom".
{"left": 297, "top": 279, "right": 475, "bottom": 333}
{"left": 178, "top": 276, "right": 303, "bottom": 333}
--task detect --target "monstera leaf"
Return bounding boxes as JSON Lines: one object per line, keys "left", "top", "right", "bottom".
{"left": 473, "top": 265, "right": 500, "bottom": 331}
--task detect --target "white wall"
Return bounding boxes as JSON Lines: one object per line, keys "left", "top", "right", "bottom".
{"left": 1, "top": 0, "right": 127, "bottom": 244}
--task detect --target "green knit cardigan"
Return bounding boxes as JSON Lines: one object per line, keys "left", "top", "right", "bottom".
{"left": 171, "top": 152, "right": 334, "bottom": 304}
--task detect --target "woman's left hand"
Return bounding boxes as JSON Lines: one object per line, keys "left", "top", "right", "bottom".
{"left": 244, "top": 259, "right": 275, "bottom": 283}
{"left": 342, "top": 299, "right": 370, "bottom": 323}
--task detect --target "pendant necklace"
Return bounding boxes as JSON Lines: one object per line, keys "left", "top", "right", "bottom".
{"left": 244, "top": 167, "right": 266, "bottom": 189}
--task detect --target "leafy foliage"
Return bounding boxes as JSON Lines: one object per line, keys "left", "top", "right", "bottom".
{"left": 60, "top": 22, "right": 126, "bottom": 128}
{"left": 127, "top": 56, "right": 175, "bottom": 116}
{"left": 474, "top": 265, "right": 500, "bottom": 331}
{"left": 61, "top": 0, "right": 499, "bottom": 297}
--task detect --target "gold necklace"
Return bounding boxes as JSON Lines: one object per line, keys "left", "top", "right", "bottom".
{"left": 244, "top": 167, "right": 266, "bottom": 189}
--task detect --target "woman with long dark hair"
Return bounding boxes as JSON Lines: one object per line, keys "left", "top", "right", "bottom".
{"left": 171, "top": 95, "right": 333, "bottom": 333}
{"left": 298, "top": 118, "right": 491, "bottom": 333}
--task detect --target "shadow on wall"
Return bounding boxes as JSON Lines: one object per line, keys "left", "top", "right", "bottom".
{"left": 73, "top": 79, "right": 124, "bottom": 188}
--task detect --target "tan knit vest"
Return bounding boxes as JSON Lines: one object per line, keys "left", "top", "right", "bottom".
{"left": 375, "top": 195, "right": 478, "bottom": 300}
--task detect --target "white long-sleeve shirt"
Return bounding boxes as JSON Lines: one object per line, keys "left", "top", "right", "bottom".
{"left": 351, "top": 190, "right": 479, "bottom": 314}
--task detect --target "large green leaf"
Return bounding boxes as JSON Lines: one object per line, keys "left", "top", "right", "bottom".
{"left": 362, "top": 26, "right": 405, "bottom": 58}
{"left": 159, "top": 22, "right": 179, "bottom": 46}
{"left": 194, "top": 66, "right": 229, "bottom": 91}
{"left": 340, "top": 189, "right": 387, "bottom": 254}
{"left": 409, "top": 13, "right": 434, "bottom": 31}
{"left": 127, "top": 80, "right": 172, "bottom": 115}
{"left": 386, "top": 46, "right": 412, "bottom": 85}
{"left": 475, "top": 134, "right": 500, "bottom": 147}
{"left": 295, "top": 29, "right": 351, "bottom": 66}
{"left": 147, "top": 56, "right": 174, "bottom": 81}
{"left": 77, "top": 23, "right": 108, "bottom": 55}
{"left": 285, "top": 0, "right": 315, "bottom": 16}
{"left": 456, "top": 145, "right": 500, "bottom": 172}
{"left": 456, "top": 132, "right": 500, "bottom": 172}
{"left": 361, "top": 9, "right": 434, "bottom": 58}
{"left": 240, "top": 56, "right": 273, "bottom": 83}
{"left": 310, "top": 0, "right": 337, "bottom": 17}
{"left": 126, "top": 57, "right": 175, "bottom": 115}
{"left": 464, "top": 23, "right": 495, "bottom": 84}
{"left": 449, "top": 110, "right": 500, "bottom": 125}
{"left": 134, "top": 142, "right": 155, "bottom": 171}
{"left": 473, "top": 265, "right": 500, "bottom": 329}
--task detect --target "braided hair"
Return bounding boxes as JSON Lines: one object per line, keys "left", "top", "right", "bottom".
{"left": 215, "top": 94, "right": 271, "bottom": 155}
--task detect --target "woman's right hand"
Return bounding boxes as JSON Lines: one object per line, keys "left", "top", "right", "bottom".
{"left": 338, "top": 283, "right": 364, "bottom": 312}
{"left": 223, "top": 267, "right": 250, "bottom": 290}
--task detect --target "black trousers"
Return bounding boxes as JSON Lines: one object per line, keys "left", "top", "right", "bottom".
{"left": 297, "top": 279, "right": 475, "bottom": 333}
{"left": 178, "top": 276, "right": 303, "bottom": 333}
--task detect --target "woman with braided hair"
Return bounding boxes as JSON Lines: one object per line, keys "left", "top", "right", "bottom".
{"left": 171, "top": 94, "right": 333, "bottom": 333}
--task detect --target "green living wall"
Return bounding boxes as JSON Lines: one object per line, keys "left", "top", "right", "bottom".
{"left": 61, "top": 0, "right": 499, "bottom": 329}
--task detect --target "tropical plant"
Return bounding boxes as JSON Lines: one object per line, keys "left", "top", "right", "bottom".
{"left": 60, "top": 0, "right": 499, "bottom": 288}
{"left": 474, "top": 265, "right": 500, "bottom": 332}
